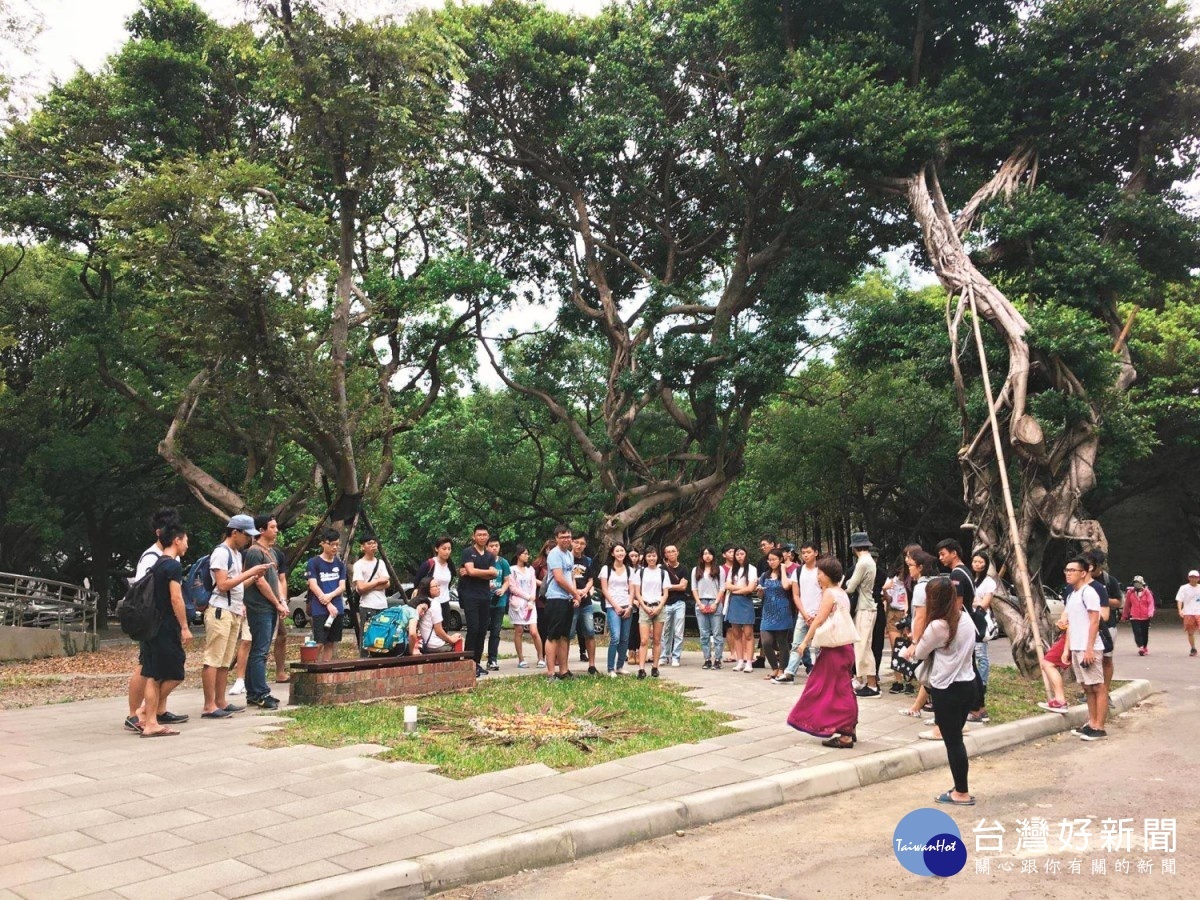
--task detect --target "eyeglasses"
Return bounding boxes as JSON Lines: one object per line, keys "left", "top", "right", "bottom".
{"left": 1064, "top": 567, "right": 1084, "bottom": 573}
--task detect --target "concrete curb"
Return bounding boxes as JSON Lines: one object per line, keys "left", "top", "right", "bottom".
{"left": 257, "top": 678, "right": 1153, "bottom": 899}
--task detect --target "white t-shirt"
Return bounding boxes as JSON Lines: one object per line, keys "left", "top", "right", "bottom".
{"left": 692, "top": 566, "right": 722, "bottom": 601}
{"left": 135, "top": 544, "right": 163, "bottom": 580}
{"left": 797, "top": 564, "right": 821, "bottom": 616}
{"left": 1176, "top": 583, "right": 1200, "bottom": 616}
{"left": 973, "top": 576, "right": 997, "bottom": 605}
{"left": 431, "top": 559, "right": 453, "bottom": 606}
{"left": 1066, "top": 583, "right": 1105, "bottom": 652}
{"left": 352, "top": 557, "right": 388, "bottom": 611}
{"left": 911, "top": 577, "right": 930, "bottom": 609}
{"left": 634, "top": 566, "right": 668, "bottom": 605}
{"left": 600, "top": 565, "right": 632, "bottom": 609}
{"left": 418, "top": 599, "right": 447, "bottom": 649}
{"left": 208, "top": 543, "right": 245, "bottom": 615}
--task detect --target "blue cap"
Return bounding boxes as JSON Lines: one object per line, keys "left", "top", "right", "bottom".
{"left": 226, "top": 514, "right": 260, "bottom": 536}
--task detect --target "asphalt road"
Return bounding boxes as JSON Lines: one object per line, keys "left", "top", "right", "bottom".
{"left": 440, "top": 631, "right": 1197, "bottom": 900}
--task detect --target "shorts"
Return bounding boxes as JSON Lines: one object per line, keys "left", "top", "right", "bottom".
{"left": 640, "top": 602, "right": 664, "bottom": 623}
{"left": 239, "top": 616, "right": 252, "bottom": 642}
{"left": 142, "top": 622, "right": 186, "bottom": 683}
{"left": 1183, "top": 615, "right": 1200, "bottom": 634}
{"left": 1071, "top": 650, "right": 1104, "bottom": 686}
{"left": 202, "top": 607, "right": 243, "bottom": 668}
{"left": 885, "top": 608, "right": 907, "bottom": 641}
{"left": 312, "top": 612, "right": 345, "bottom": 645}
{"left": 542, "top": 597, "right": 573, "bottom": 640}
{"left": 1045, "top": 633, "right": 1071, "bottom": 671}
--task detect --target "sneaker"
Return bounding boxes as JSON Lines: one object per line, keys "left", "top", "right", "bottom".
{"left": 229, "top": 678, "right": 246, "bottom": 696}
{"left": 248, "top": 695, "right": 280, "bottom": 709}
{"left": 157, "top": 711, "right": 189, "bottom": 725}
{"left": 1191, "top": 648, "right": 1197, "bottom": 657}
{"left": 713, "top": 661, "right": 722, "bottom": 670}
{"left": 967, "top": 711, "right": 990, "bottom": 724}
{"left": 615, "top": 668, "right": 627, "bottom": 676}
{"left": 587, "top": 666, "right": 598, "bottom": 676}
{"left": 922, "top": 702, "right": 934, "bottom": 713}
{"left": 1038, "top": 699, "right": 1069, "bottom": 713}
{"left": 487, "top": 661, "right": 500, "bottom": 671}
{"left": 889, "top": 682, "right": 906, "bottom": 694}
{"left": 1137, "top": 647, "right": 1146, "bottom": 656}
{"left": 772, "top": 673, "right": 795, "bottom": 684}
{"left": 517, "top": 660, "right": 529, "bottom": 668}
{"left": 702, "top": 660, "right": 712, "bottom": 670}
{"left": 733, "top": 661, "right": 745, "bottom": 672}
{"left": 855, "top": 686, "right": 881, "bottom": 698}
{"left": 536, "top": 659, "right": 547, "bottom": 669}
{"left": 658, "top": 658, "right": 668, "bottom": 667}
{"left": 670, "top": 660, "right": 680, "bottom": 667}
{"left": 609, "top": 671, "right": 617, "bottom": 678}
{"left": 124, "top": 715, "right": 143, "bottom": 733}
{"left": 638, "top": 669, "right": 647, "bottom": 680}
{"left": 651, "top": 667, "right": 660, "bottom": 678}
{"left": 1071, "top": 724, "right": 1090, "bottom": 736}
{"left": 1080, "top": 727, "right": 1107, "bottom": 742}
{"left": 904, "top": 682, "right": 916, "bottom": 695}
{"left": 580, "top": 652, "right": 589, "bottom": 663}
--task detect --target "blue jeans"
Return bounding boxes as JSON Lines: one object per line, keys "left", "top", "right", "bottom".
{"left": 569, "top": 600, "right": 595, "bottom": 639}
{"left": 974, "top": 641, "right": 990, "bottom": 685}
{"left": 246, "top": 606, "right": 277, "bottom": 701}
{"left": 696, "top": 606, "right": 724, "bottom": 662}
{"left": 784, "top": 617, "right": 816, "bottom": 676}
{"left": 606, "top": 607, "right": 632, "bottom": 671}
{"left": 659, "top": 602, "right": 686, "bottom": 663}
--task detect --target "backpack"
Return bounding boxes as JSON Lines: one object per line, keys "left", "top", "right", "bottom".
{"left": 184, "top": 554, "right": 214, "bottom": 616}
{"left": 118, "top": 556, "right": 167, "bottom": 641}
{"left": 361, "top": 606, "right": 414, "bottom": 656}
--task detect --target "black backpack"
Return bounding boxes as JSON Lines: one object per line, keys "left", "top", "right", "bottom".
{"left": 118, "top": 556, "right": 167, "bottom": 641}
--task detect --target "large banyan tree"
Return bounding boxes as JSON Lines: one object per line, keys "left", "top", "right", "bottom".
{"left": 771, "top": 0, "right": 1200, "bottom": 669}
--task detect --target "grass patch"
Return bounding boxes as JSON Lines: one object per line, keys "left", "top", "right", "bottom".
{"left": 262, "top": 676, "right": 733, "bottom": 779}
{"left": 984, "top": 666, "right": 1128, "bottom": 724}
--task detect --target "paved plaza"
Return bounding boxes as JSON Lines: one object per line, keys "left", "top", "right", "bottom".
{"left": 0, "top": 638, "right": 1151, "bottom": 899}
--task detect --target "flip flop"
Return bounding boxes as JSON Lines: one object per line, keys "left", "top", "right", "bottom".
{"left": 140, "top": 728, "right": 179, "bottom": 738}
{"left": 124, "top": 715, "right": 144, "bottom": 733}
{"left": 935, "top": 791, "right": 976, "bottom": 806}
{"left": 201, "top": 709, "right": 233, "bottom": 719}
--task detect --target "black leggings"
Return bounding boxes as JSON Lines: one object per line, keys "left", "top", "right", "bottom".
{"left": 930, "top": 680, "right": 975, "bottom": 795}
{"left": 761, "top": 629, "right": 791, "bottom": 670}
{"left": 1131, "top": 619, "right": 1150, "bottom": 649}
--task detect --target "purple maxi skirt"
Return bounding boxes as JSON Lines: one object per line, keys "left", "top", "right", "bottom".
{"left": 786, "top": 643, "right": 858, "bottom": 738}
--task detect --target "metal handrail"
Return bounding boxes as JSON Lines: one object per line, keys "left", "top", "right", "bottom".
{"left": 0, "top": 572, "right": 99, "bottom": 634}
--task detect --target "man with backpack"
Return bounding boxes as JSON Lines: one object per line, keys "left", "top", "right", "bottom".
{"left": 352, "top": 533, "right": 392, "bottom": 658}
{"left": 201, "top": 515, "right": 275, "bottom": 719}
{"left": 138, "top": 521, "right": 193, "bottom": 737}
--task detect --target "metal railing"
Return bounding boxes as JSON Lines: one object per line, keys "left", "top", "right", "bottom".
{"left": 0, "top": 572, "right": 99, "bottom": 635}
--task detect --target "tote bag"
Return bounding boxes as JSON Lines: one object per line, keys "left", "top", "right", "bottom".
{"left": 812, "top": 595, "right": 858, "bottom": 648}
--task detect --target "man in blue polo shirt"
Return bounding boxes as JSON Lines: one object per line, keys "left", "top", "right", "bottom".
{"left": 544, "top": 524, "right": 582, "bottom": 680}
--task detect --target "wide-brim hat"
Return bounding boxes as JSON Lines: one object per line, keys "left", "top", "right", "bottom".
{"left": 1132, "top": 575, "right": 1146, "bottom": 586}
{"left": 849, "top": 531, "right": 873, "bottom": 549}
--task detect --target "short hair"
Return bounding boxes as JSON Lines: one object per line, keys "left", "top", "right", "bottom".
{"left": 554, "top": 523, "right": 573, "bottom": 537}
{"left": 160, "top": 522, "right": 187, "bottom": 545}
{"left": 721, "top": 544, "right": 734, "bottom": 553}
{"left": 473, "top": 523, "right": 490, "bottom": 535}
{"left": 1067, "top": 555, "right": 1092, "bottom": 573}
{"left": 643, "top": 545, "right": 659, "bottom": 559}
{"left": 320, "top": 528, "right": 340, "bottom": 544}
{"left": 152, "top": 507, "right": 181, "bottom": 535}
{"left": 815, "top": 555, "right": 843, "bottom": 584}
{"left": 800, "top": 540, "right": 818, "bottom": 552}
{"left": 358, "top": 532, "right": 377, "bottom": 545}
{"left": 935, "top": 538, "right": 963, "bottom": 558}
{"left": 254, "top": 514, "right": 276, "bottom": 533}
{"left": 1086, "top": 548, "right": 1106, "bottom": 567}
{"left": 759, "top": 533, "right": 777, "bottom": 544}
{"left": 433, "top": 535, "right": 452, "bottom": 550}
{"left": 486, "top": 535, "right": 501, "bottom": 545}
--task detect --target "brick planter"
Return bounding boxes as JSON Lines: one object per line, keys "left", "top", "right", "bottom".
{"left": 289, "top": 654, "right": 476, "bottom": 706}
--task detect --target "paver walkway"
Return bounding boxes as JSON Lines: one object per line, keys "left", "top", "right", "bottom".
{"left": 3, "top": 640, "right": 1010, "bottom": 899}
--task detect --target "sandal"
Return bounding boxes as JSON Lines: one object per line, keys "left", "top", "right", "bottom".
{"left": 275, "top": 674, "right": 291, "bottom": 683}
{"left": 935, "top": 791, "right": 975, "bottom": 806}
{"left": 140, "top": 727, "right": 180, "bottom": 738}
{"left": 898, "top": 708, "right": 923, "bottom": 718}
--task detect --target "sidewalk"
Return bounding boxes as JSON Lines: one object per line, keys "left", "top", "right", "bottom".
{"left": 1, "top": 635, "right": 1153, "bottom": 900}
